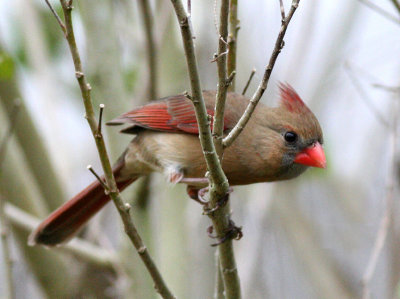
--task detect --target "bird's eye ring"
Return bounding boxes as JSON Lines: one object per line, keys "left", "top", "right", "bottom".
{"left": 284, "top": 131, "right": 298, "bottom": 143}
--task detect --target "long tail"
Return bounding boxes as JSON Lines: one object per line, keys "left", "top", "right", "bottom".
{"left": 29, "top": 163, "right": 137, "bottom": 246}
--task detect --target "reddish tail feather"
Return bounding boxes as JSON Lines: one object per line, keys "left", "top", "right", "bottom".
{"left": 29, "top": 164, "right": 136, "bottom": 246}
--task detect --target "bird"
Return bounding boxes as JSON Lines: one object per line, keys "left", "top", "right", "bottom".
{"left": 29, "top": 83, "right": 326, "bottom": 246}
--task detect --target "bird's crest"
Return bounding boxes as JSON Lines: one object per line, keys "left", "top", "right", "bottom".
{"left": 279, "top": 83, "right": 310, "bottom": 114}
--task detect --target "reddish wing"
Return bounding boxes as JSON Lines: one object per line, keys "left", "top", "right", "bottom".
{"left": 108, "top": 94, "right": 231, "bottom": 134}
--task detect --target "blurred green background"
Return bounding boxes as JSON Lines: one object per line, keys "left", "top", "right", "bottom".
{"left": 0, "top": 0, "right": 400, "bottom": 298}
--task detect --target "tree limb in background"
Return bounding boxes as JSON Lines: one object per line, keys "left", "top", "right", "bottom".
{"left": 389, "top": 0, "right": 400, "bottom": 15}
{"left": 362, "top": 93, "right": 399, "bottom": 299}
{"left": 223, "top": 0, "right": 301, "bottom": 148}
{"left": 5, "top": 203, "right": 121, "bottom": 269}
{"left": 0, "top": 102, "right": 19, "bottom": 299}
{"left": 138, "top": 0, "right": 158, "bottom": 100}
{"left": 357, "top": 0, "right": 400, "bottom": 26}
{"left": 43, "top": 1, "right": 175, "bottom": 298}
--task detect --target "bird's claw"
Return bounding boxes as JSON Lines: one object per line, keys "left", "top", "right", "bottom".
{"left": 186, "top": 186, "right": 233, "bottom": 212}
{"left": 186, "top": 186, "right": 209, "bottom": 205}
{"left": 202, "top": 187, "right": 233, "bottom": 215}
{"left": 207, "top": 219, "right": 243, "bottom": 247}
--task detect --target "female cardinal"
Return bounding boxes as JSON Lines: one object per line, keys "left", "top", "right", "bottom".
{"left": 29, "top": 83, "right": 325, "bottom": 246}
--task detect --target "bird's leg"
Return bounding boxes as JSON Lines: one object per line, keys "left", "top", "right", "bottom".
{"left": 179, "top": 177, "right": 209, "bottom": 186}
{"left": 207, "top": 219, "right": 243, "bottom": 246}
{"left": 167, "top": 168, "right": 184, "bottom": 184}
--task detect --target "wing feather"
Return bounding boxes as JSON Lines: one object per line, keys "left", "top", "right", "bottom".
{"left": 107, "top": 94, "right": 233, "bottom": 135}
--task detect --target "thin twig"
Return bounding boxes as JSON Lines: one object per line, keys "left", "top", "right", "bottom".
{"left": 279, "top": 0, "right": 286, "bottom": 20}
{"left": 223, "top": 0, "right": 301, "bottom": 148}
{"left": 46, "top": 1, "right": 175, "bottom": 298}
{"left": 87, "top": 165, "right": 109, "bottom": 191}
{"left": 44, "top": 0, "right": 67, "bottom": 34}
{"left": 344, "top": 62, "right": 390, "bottom": 128}
{"left": 373, "top": 83, "right": 400, "bottom": 93}
{"left": 96, "top": 104, "right": 104, "bottom": 137}
{"left": 241, "top": 69, "right": 256, "bottom": 95}
{"left": 362, "top": 96, "right": 399, "bottom": 299}
{"left": 227, "top": 0, "right": 239, "bottom": 91}
{"left": 187, "top": 0, "right": 191, "bottom": 15}
{"left": 357, "top": 0, "right": 400, "bottom": 26}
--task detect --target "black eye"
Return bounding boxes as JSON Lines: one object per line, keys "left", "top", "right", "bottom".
{"left": 284, "top": 131, "right": 298, "bottom": 143}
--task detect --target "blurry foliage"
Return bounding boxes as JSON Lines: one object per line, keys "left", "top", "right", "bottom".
{"left": 37, "top": 4, "right": 64, "bottom": 58}
{"left": 0, "top": 52, "right": 15, "bottom": 80}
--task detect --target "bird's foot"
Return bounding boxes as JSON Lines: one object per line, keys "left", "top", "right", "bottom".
{"left": 207, "top": 219, "right": 243, "bottom": 247}
{"left": 187, "top": 186, "right": 209, "bottom": 205}
{"left": 202, "top": 187, "right": 233, "bottom": 215}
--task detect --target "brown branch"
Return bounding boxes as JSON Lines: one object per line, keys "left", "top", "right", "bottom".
{"left": 223, "top": 0, "right": 301, "bottom": 148}
{"left": 227, "top": 0, "right": 239, "bottom": 91}
{"left": 44, "top": 0, "right": 66, "bottom": 34}
{"left": 169, "top": 1, "right": 242, "bottom": 298}
{"left": 213, "top": 0, "right": 231, "bottom": 157}
{"left": 169, "top": 0, "right": 228, "bottom": 188}
{"left": 212, "top": 0, "right": 242, "bottom": 297}
{"left": 43, "top": 1, "right": 175, "bottom": 298}
{"left": 279, "top": 0, "right": 286, "bottom": 20}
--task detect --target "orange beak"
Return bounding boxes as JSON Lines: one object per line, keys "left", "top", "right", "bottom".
{"left": 294, "top": 142, "right": 326, "bottom": 169}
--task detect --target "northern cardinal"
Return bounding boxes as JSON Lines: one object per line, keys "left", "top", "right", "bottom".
{"left": 29, "top": 84, "right": 325, "bottom": 246}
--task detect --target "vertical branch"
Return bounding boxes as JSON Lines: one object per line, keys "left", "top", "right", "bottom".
{"left": 169, "top": 1, "right": 241, "bottom": 298}
{"left": 227, "top": 0, "right": 239, "bottom": 91}
{"left": 213, "top": 0, "right": 230, "bottom": 156}
{"left": 214, "top": 256, "right": 225, "bottom": 299}
{"left": 0, "top": 196, "right": 15, "bottom": 299}
{"left": 45, "top": 1, "right": 175, "bottom": 298}
{"left": 0, "top": 103, "right": 19, "bottom": 299}
{"left": 169, "top": 0, "right": 227, "bottom": 187}
{"left": 223, "top": 0, "right": 300, "bottom": 148}
{"left": 212, "top": 1, "right": 241, "bottom": 298}
{"left": 138, "top": 0, "right": 158, "bottom": 100}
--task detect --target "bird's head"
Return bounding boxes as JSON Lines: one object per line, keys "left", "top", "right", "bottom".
{"left": 264, "top": 83, "right": 326, "bottom": 180}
